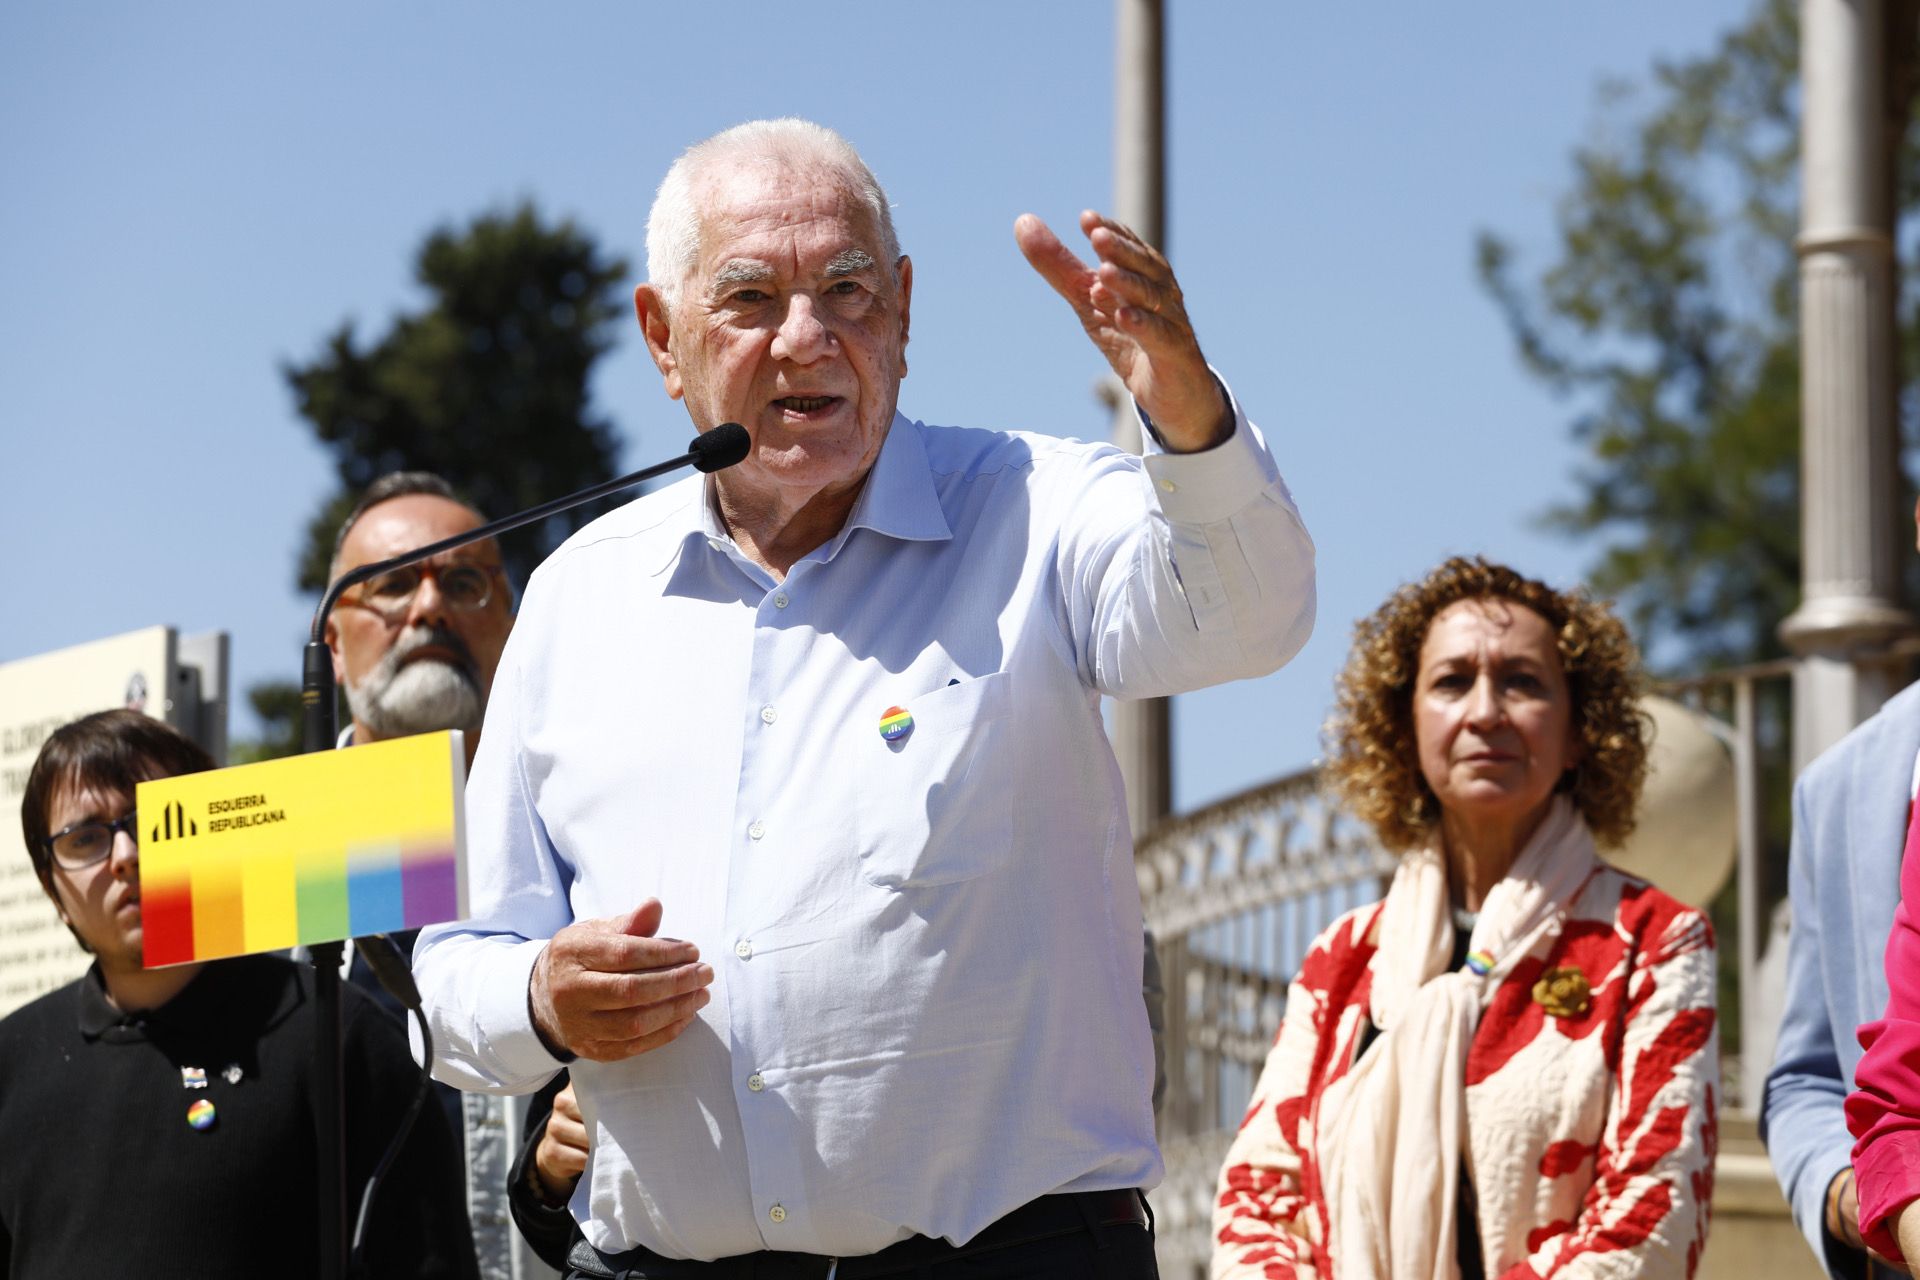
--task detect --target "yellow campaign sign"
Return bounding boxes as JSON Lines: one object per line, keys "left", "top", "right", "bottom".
{"left": 136, "top": 731, "right": 467, "bottom": 967}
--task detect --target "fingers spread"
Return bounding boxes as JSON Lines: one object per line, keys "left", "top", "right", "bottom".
{"left": 1095, "top": 261, "right": 1178, "bottom": 320}
{"left": 1087, "top": 221, "right": 1166, "bottom": 278}
{"left": 1014, "top": 213, "right": 1096, "bottom": 309}
{"left": 1053, "top": 209, "right": 1220, "bottom": 440}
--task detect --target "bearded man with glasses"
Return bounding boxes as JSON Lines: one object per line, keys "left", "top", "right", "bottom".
{"left": 322, "top": 471, "right": 563, "bottom": 1278}
{"left": 0, "top": 709, "right": 478, "bottom": 1278}
{"left": 325, "top": 472, "right": 515, "bottom": 769}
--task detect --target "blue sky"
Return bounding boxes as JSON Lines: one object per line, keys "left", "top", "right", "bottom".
{"left": 0, "top": 1, "right": 1756, "bottom": 812}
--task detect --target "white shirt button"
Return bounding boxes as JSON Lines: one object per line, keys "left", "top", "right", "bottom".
{"left": 735, "top": 939, "right": 753, "bottom": 960}
{"left": 773, "top": 593, "right": 789, "bottom": 609}
{"left": 760, "top": 705, "right": 777, "bottom": 725}
{"left": 768, "top": 1204, "right": 787, "bottom": 1224}
{"left": 748, "top": 820, "right": 766, "bottom": 840}
{"left": 747, "top": 1073, "right": 765, "bottom": 1092}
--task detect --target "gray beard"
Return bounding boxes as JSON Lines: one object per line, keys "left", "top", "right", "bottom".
{"left": 347, "top": 655, "right": 483, "bottom": 740}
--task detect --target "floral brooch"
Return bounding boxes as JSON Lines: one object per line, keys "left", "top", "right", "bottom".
{"left": 1532, "top": 966, "right": 1592, "bottom": 1018}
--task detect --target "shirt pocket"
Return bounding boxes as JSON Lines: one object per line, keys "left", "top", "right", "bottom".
{"left": 857, "top": 671, "right": 1015, "bottom": 889}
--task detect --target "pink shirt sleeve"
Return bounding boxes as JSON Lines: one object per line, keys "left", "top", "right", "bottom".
{"left": 1846, "top": 791, "right": 1920, "bottom": 1260}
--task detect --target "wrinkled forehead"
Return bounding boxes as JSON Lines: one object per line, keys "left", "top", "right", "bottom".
{"left": 690, "top": 165, "right": 886, "bottom": 276}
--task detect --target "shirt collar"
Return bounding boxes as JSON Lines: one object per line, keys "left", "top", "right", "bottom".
{"left": 651, "top": 413, "right": 952, "bottom": 576}
{"left": 836, "top": 413, "right": 953, "bottom": 546}
{"left": 74, "top": 964, "right": 121, "bottom": 1039}
{"left": 73, "top": 955, "right": 298, "bottom": 1042}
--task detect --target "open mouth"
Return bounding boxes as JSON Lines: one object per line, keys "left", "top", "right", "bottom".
{"left": 773, "top": 395, "right": 840, "bottom": 415}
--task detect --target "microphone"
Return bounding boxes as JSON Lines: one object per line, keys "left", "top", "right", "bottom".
{"left": 301, "top": 423, "right": 751, "bottom": 752}
{"left": 296, "top": 421, "right": 750, "bottom": 1280}
{"left": 691, "top": 421, "right": 751, "bottom": 473}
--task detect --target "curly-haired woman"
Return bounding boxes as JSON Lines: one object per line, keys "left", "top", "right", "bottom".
{"left": 1212, "top": 557, "right": 1718, "bottom": 1280}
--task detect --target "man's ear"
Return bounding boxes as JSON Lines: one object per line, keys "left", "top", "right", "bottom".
{"left": 324, "top": 614, "right": 347, "bottom": 687}
{"left": 895, "top": 255, "right": 913, "bottom": 378}
{"left": 634, "top": 284, "right": 684, "bottom": 401}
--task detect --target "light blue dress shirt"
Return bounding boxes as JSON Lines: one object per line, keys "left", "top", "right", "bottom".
{"left": 1761, "top": 679, "right": 1917, "bottom": 1278}
{"left": 415, "top": 390, "right": 1315, "bottom": 1261}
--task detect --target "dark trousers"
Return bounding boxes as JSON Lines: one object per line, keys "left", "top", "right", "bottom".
{"left": 564, "top": 1190, "right": 1159, "bottom": 1280}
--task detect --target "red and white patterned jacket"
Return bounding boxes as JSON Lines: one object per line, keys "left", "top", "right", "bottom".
{"left": 1213, "top": 866, "right": 1718, "bottom": 1279}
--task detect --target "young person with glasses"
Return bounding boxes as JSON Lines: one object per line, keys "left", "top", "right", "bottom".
{"left": 0, "top": 709, "right": 479, "bottom": 1279}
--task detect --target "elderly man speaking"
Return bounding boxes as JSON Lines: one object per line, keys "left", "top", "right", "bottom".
{"left": 416, "top": 119, "right": 1315, "bottom": 1279}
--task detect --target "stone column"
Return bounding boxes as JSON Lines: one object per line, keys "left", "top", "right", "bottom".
{"left": 1110, "top": 0, "right": 1174, "bottom": 834}
{"left": 1784, "top": 0, "right": 1913, "bottom": 769}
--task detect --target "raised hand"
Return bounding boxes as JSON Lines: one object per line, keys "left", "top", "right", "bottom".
{"left": 529, "top": 898, "right": 713, "bottom": 1062}
{"left": 1015, "top": 209, "right": 1231, "bottom": 452}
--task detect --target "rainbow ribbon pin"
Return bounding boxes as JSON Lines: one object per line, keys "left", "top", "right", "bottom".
{"left": 1464, "top": 949, "right": 1495, "bottom": 977}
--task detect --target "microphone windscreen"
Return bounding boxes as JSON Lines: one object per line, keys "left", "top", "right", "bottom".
{"left": 690, "top": 422, "right": 751, "bottom": 473}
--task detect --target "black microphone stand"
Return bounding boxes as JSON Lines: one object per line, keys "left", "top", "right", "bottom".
{"left": 297, "top": 424, "right": 747, "bottom": 1280}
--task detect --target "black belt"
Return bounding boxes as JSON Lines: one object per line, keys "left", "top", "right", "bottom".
{"left": 566, "top": 1188, "right": 1152, "bottom": 1279}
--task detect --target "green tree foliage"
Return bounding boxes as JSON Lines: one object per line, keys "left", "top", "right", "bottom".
{"left": 236, "top": 203, "right": 631, "bottom": 762}
{"left": 1477, "top": 0, "right": 1810, "bottom": 669}
{"left": 1480, "top": 0, "right": 1920, "bottom": 1048}
{"left": 286, "top": 201, "right": 630, "bottom": 592}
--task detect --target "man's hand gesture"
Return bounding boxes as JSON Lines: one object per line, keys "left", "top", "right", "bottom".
{"left": 1016, "top": 209, "right": 1231, "bottom": 453}
{"left": 529, "top": 898, "right": 713, "bottom": 1062}
{"left": 532, "top": 1083, "right": 590, "bottom": 1206}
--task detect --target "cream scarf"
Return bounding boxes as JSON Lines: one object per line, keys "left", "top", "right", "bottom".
{"left": 1315, "top": 796, "right": 1598, "bottom": 1280}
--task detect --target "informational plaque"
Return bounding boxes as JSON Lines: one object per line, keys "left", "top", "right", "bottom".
{"left": 0, "top": 627, "right": 225, "bottom": 1016}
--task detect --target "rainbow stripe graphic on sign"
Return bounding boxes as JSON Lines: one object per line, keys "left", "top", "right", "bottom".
{"left": 136, "top": 731, "right": 467, "bottom": 968}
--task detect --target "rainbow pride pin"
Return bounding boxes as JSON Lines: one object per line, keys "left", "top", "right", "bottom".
{"left": 1465, "top": 950, "right": 1495, "bottom": 977}
{"left": 186, "top": 1099, "right": 217, "bottom": 1131}
{"left": 879, "top": 706, "right": 915, "bottom": 743}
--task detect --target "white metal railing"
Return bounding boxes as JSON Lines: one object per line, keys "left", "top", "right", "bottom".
{"left": 1135, "top": 766, "right": 1396, "bottom": 1276}
{"left": 1136, "top": 766, "right": 1396, "bottom": 1141}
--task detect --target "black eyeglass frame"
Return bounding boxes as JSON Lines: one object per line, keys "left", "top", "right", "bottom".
{"left": 44, "top": 811, "right": 140, "bottom": 871}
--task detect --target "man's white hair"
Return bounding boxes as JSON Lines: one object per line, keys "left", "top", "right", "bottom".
{"left": 646, "top": 119, "right": 900, "bottom": 310}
